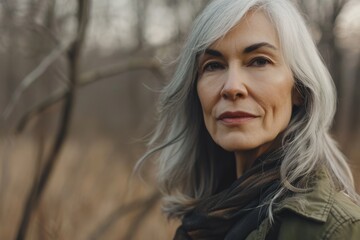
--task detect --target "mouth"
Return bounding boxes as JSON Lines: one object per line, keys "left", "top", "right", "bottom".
{"left": 217, "top": 111, "right": 258, "bottom": 124}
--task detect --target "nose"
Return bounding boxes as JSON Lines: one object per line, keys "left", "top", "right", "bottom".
{"left": 221, "top": 66, "right": 248, "bottom": 100}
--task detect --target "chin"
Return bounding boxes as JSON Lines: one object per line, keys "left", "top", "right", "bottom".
{"left": 219, "top": 144, "right": 262, "bottom": 153}
{"left": 213, "top": 131, "right": 278, "bottom": 153}
{"left": 214, "top": 136, "right": 263, "bottom": 152}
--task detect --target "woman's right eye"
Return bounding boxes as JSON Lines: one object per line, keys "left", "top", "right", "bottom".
{"left": 202, "top": 62, "right": 225, "bottom": 72}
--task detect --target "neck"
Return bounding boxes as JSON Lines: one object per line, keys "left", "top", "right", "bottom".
{"left": 235, "top": 143, "right": 277, "bottom": 177}
{"left": 235, "top": 151, "right": 260, "bottom": 177}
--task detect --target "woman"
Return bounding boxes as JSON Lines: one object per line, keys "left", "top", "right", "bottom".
{"left": 138, "top": 0, "right": 360, "bottom": 239}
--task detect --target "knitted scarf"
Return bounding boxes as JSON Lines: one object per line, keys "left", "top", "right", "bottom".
{"left": 173, "top": 151, "right": 283, "bottom": 240}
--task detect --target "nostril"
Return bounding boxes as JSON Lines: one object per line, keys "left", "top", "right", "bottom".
{"left": 221, "top": 87, "right": 247, "bottom": 100}
{"left": 221, "top": 90, "right": 235, "bottom": 100}
{"left": 221, "top": 89, "right": 230, "bottom": 99}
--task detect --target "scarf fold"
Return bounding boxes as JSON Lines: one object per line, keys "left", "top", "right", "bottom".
{"left": 174, "top": 151, "right": 283, "bottom": 240}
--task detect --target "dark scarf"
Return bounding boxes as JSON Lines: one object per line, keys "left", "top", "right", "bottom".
{"left": 174, "top": 151, "right": 283, "bottom": 240}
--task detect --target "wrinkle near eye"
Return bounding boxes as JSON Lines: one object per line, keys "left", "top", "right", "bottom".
{"left": 203, "top": 61, "right": 225, "bottom": 72}
{"left": 248, "top": 57, "right": 272, "bottom": 67}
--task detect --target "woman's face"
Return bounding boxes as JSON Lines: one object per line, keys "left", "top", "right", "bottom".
{"left": 197, "top": 10, "right": 298, "bottom": 156}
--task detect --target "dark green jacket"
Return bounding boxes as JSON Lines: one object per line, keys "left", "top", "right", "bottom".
{"left": 246, "top": 169, "right": 360, "bottom": 239}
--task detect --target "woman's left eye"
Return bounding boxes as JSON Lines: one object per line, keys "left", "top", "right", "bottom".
{"left": 248, "top": 57, "right": 272, "bottom": 67}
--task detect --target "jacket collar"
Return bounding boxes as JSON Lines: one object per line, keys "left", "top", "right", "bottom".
{"left": 275, "top": 168, "right": 335, "bottom": 223}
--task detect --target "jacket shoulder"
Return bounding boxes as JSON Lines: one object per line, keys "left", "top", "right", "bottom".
{"left": 322, "top": 191, "right": 360, "bottom": 239}
{"left": 277, "top": 191, "right": 360, "bottom": 240}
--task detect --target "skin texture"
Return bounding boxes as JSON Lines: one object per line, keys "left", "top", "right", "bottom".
{"left": 197, "top": 10, "right": 300, "bottom": 176}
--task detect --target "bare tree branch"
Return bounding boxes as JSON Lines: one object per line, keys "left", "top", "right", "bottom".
{"left": 134, "top": 0, "right": 148, "bottom": 49}
{"left": 80, "top": 57, "right": 164, "bottom": 86}
{"left": 88, "top": 191, "right": 161, "bottom": 240}
{"left": 16, "top": 88, "right": 64, "bottom": 133}
{"left": 16, "top": 57, "right": 164, "bottom": 133}
{"left": 15, "top": 0, "right": 91, "bottom": 239}
{"left": 1, "top": 39, "right": 72, "bottom": 126}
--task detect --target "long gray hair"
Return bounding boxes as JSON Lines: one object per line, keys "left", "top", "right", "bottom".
{"left": 138, "top": 0, "right": 359, "bottom": 219}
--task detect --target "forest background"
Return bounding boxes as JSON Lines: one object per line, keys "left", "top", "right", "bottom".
{"left": 0, "top": 0, "right": 359, "bottom": 239}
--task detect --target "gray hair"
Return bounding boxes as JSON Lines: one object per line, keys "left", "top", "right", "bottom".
{"left": 138, "top": 0, "right": 359, "bottom": 219}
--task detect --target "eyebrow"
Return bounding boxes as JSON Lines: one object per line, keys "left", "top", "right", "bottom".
{"left": 204, "top": 48, "right": 223, "bottom": 57}
{"left": 203, "top": 42, "right": 277, "bottom": 57}
{"left": 243, "top": 42, "right": 277, "bottom": 53}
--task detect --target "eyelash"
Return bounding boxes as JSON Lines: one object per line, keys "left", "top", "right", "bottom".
{"left": 248, "top": 57, "right": 272, "bottom": 67}
{"left": 201, "top": 57, "right": 272, "bottom": 73}
{"left": 202, "top": 62, "right": 225, "bottom": 72}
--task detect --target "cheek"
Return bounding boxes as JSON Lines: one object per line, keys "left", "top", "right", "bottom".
{"left": 269, "top": 85, "right": 294, "bottom": 128}
{"left": 197, "top": 85, "right": 207, "bottom": 109}
{"left": 197, "top": 80, "right": 218, "bottom": 115}
{"left": 258, "top": 77, "right": 294, "bottom": 129}
{"left": 197, "top": 81, "right": 221, "bottom": 141}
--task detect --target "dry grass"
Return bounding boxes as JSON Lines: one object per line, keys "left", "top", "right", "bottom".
{"left": 0, "top": 131, "right": 359, "bottom": 240}
{"left": 0, "top": 135, "right": 178, "bottom": 240}
{"left": 348, "top": 134, "right": 360, "bottom": 193}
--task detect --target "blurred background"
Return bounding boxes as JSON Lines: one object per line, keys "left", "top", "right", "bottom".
{"left": 0, "top": 0, "right": 359, "bottom": 239}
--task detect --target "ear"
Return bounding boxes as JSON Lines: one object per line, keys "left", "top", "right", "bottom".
{"left": 292, "top": 85, "right": 303, "bottom": 107}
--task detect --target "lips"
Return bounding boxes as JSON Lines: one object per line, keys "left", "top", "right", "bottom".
{"left": 218, "top": 111, "right": 257, "bottom": 119}
{"left": 217, "top": 111, "right": 257, "bottom": 124}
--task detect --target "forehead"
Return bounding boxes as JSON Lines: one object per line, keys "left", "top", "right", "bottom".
{"left": 209, "top": 10, "right": 280, "bottom": 50}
